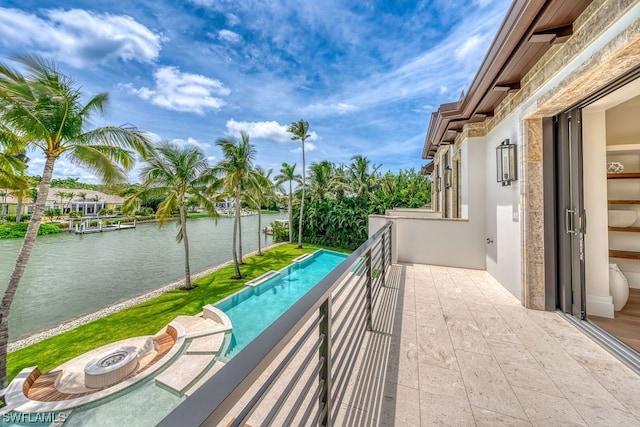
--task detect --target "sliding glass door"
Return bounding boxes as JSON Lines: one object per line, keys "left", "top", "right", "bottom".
{"left": 555, "top": 108, "right": 587, "bottom": 319}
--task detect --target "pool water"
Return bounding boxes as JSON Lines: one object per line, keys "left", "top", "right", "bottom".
{"left": 216, "top": 250, "right": 347, "bottom": 357}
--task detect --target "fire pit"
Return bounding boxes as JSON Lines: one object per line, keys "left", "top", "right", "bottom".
{"left": 84, "top": 346, "right": 139, "bottom": 389}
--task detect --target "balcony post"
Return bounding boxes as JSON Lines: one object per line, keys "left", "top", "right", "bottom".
{"left": 381, "top": 229, "right": 387, "bottom": 287}
{"left": 366, "top": 249, "right": 373, "bottom": 331}
{"left": 319, "top": 298, "right": 332, "bottom": 426}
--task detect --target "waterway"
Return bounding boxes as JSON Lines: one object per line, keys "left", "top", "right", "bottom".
{"left": 0, "top": 213, "right": 285, "bottom": 341}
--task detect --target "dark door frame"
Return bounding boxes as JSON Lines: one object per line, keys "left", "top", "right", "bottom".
{"left": 543, "top": 65, "right": 640, "bottom": 313}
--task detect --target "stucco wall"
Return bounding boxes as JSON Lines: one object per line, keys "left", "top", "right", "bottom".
{"left": 369, "top": 137, "right": 486, "bottom": 270}
{"left": 484, "top": 111, "right": 523, "bottom": 300}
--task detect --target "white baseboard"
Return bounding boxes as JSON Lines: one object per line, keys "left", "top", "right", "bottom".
{"left": 587, "top": 294, "right": 614, "bottom": 318}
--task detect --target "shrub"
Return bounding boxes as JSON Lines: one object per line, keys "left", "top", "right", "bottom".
{"left": 0, "top": 222, "right": 63, "bottom": 239}
{"left": 135, "top": 206, "right": 154, "bottom": 216}
{"left": 271, "top": 221, "right": 289, "bottom": 242}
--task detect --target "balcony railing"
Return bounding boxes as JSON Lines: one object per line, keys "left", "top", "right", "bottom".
{"left": 158, "top": 221, "right": 393, "bottom": 426}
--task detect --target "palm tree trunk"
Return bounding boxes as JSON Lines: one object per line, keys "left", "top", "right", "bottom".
{"left": 238, "top": 204, "right": 244, "bottom": 265}
{"left": 288, "top": 180, "right": 293, "bottom": 243}
{"left": 231, "top": 186, "right": 242, "bottom": 278}
{"left": 298, "top": 141, "right": 305, "bottom": 248}
{"left": 15, "top": 196, "right": 22, "bottom": 224}
{"left": 0, "top": 155, "right": 55, "bottom": 388}
{"left": 257, "top": 210, "right": 262, "bottom": 256}
{"left": 179, "top": 204, "right": 193, "bottom": 290}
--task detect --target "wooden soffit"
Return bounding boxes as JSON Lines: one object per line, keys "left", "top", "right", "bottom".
{"left": 422, "top": 0, "right": 593, "bottom": 159}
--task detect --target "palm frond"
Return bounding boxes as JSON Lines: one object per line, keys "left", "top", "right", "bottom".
{"left": 70, "top": 145, "right": 129, "bottom": 184}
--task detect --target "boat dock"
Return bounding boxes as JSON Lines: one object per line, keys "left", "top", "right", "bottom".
{"left": 72, "top": 220, "right": 136, "bottom": 234}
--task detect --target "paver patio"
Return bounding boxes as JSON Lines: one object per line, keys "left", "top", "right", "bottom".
{"left": 335, "top": 263, "right": 640, "bottom": 426}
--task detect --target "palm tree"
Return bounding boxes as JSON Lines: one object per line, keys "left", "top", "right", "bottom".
{"left": 64, "top": 191, "right": 75, "bottom": 215}
{"left": 308, "top": 160, "right": 333, "bottom": 201}
{"left": 125, "top": 142, "right": 218, "bottom": 290}
{"left": 0, "top": 54, "right": 151, "bottom": 387}
{"left": 287, "top": 120, "right": 311, "bottom": 248}
{"left": 274, "top": 162, "right": 301, "bottom": 243}
{"left": 0, "top": 190, "right": 6, "bottom": 220}
{"left": 248, "top": 166, "right": 275, "bottom": 256}
{"left": 10, "top": 187, "right": 30, "bottom": 223}
{"left": 78, "top": 191, "right": 87, "bottom": 215}
{"left": 349, "top": 155, "right": 381, "bottom": 198}
{"left": 0, "top": 152, "right": 26, "bottom": 192}
{"left": 55, "top": 190, "right": 66, "bottom": 213}
{"left": 212, "top": 131, "right": 259, "bottom": 279}
{"left": 331, "top": 163, "right": 349, "bottom": 199}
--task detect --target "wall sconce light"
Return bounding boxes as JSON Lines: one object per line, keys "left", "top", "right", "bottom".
{"left": 444, "top": 165, "right": 452, "bottom": 189}
{"left": 496, "top": 139, "right": 517, "bottom": 186}
{"left": 434, "top": 175, "right": 441, "bottom": 192}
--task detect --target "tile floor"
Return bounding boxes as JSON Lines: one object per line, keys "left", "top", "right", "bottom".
{"left": 336, "top": 263, "right": 640, "bottom": 426}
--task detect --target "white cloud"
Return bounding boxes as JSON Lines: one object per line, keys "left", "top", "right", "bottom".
{"left": 302, "top": 102, "right": 358, "bottom": 115}
{"left": 225, "top": 120, "right": 320, "bottom": 143}
{"left": 0, "top": 8, "right": 163, "bottom": 67}
{"left": 455, "top": 35, "right": 482, "bottom": 60}
{"left": 27, "top": 157, "right": 101, "bottom": 183}
{"left": 127, "top": 66, "right": 230, "bottom": 114}
{"left": 225, "top": 13, "right": 241, "bottom": 27}
{"left": 206, "top": 155, "right": 217, "bottom": 163}
{"left": 291, "top": 142, "right": 317, "bottom": 153}
{"left": 188, "top": 0, "right": 216, "bottom": 6}
{"left": 225, "top": 120, "right": 289, "bottom": 142}
{"left": 170, "top": 137, "right": 210, "bottom": 150}
{"left": 218, "top": 29, "right": 242, "bottom": 43}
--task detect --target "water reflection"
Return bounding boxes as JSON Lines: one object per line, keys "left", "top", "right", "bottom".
{"left": 0, "top": 213, "right": 284, "bottom": 340}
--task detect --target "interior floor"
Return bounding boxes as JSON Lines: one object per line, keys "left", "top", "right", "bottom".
{"left": 589, "top": 288, "right": 640, "bottom": 352}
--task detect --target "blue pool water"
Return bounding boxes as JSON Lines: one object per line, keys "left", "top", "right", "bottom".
{"left": 216, "top": 250, "right": 347, "bottom": 357}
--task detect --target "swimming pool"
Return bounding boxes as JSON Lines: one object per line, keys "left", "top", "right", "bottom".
{"left": 9, "top": 249, "right": 347, "bottom": 426}
{"left": 216, "top": 249, "right": 347, "bottom": 357}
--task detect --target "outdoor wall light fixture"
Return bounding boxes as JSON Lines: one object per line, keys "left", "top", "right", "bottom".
{"left": 444, "top": 165, "right": 452, "bottom": 189}
{"left": 496, "top": 139, "right": 517, "bottom": 186}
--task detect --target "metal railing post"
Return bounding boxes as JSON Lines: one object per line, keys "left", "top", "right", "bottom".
{"left": 365, "top": 249, "right": 373, "bottom": 331}
{"left": 319, "top": 298, "right": 332, "bottom": 426}
{"left": 381, "top": 230, "right": 387, "bottom": 287}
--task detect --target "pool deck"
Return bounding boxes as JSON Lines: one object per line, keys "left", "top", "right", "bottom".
{"left": 5, "top": 307, "right": 231, "bottom": 414}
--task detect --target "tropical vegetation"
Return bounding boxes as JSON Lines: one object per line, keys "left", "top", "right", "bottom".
{"left": 287, "top": 120, "right": 311, "bottom": 248}
{"left": 0, "top": 54, "right": 151, "bottom": 388}
{"left": 124, "top": 142, "right": 220, "bottom": 290}
{"left": 291, "top": 160, "right": 431, "bottom": 249}
{"left": 0, "top": 55, "right": 431, "bottom": 397}
{"left": 274, "top": 162, "right": 300, "bottom": 243}
{"left": 212, "top": 131, "right": 261, "bottom": 278}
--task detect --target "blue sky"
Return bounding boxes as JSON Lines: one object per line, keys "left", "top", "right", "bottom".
{"left": 0, "top": 0, "right": 511, "bottom": 183}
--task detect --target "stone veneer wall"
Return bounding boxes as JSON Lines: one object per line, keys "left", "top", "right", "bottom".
{"left": 453, "top": 0, "right": 640, "bottom": 309}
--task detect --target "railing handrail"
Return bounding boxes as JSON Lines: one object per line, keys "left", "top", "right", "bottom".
{"left": 158, "top": 222, "right": 392, "bottom": 426}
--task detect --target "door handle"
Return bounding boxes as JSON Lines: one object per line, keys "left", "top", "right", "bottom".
{"left": 565, "top": 208, "right": 577, "bottom": 234}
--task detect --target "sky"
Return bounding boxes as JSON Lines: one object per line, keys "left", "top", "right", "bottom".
{"left": 0, "top": 0, "right": 511, "bottom": 183}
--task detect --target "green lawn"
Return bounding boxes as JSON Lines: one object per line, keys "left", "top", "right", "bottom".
{"left": 7, "top": 243, "right": 349, "bottom": 382}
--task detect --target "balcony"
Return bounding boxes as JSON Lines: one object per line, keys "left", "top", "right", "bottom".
{"left": 160, "top": 223, "right": 640, "bottom": 426}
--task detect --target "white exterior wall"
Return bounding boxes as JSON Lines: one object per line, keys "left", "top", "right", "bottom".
{"left": 369, "top": 137, "right": 486, "bottom": 270}
{"left": 484, "top": 112, "right": 522, "bottom": 300}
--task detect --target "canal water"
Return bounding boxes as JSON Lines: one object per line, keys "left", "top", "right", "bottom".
{"left": 0, "top": 213, "right": 285, "bottom": 341}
